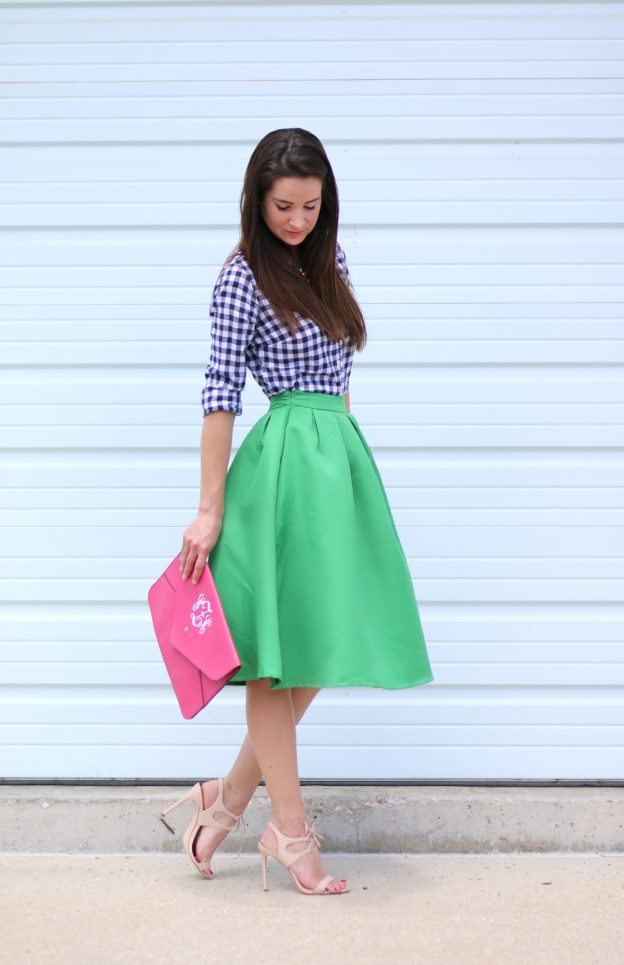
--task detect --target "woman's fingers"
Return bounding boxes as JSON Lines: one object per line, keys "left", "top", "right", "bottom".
{"left": 191, "top": 561, "right": 205, "bottom": 585}
{"left": 179, "top": 547, "right": 193, "bottom": 579}
{"left": 180, "top": 545, "right": 202, "bottom": 583}
{"left": 179, "top": 514, "right": 222, "bottom": 583}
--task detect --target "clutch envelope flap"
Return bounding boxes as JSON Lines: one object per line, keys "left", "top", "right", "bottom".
{"left": 169, "top": 555, "right": 240, "bottom": 681}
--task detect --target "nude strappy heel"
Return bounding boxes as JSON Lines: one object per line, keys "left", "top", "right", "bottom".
{"left": 258, "top": 818, "right": 350, "bottom": 895}
{"left": 160, "top": 777, "right": 247, "bottom": 879}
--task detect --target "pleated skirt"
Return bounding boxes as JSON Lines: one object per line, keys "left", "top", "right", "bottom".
{"left": 208, "top": 389, "right": 434, "bottom": 690}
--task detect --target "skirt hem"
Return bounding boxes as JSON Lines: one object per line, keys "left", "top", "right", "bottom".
{"left": 227, "top": 673, "right": 435, "bottom": 690}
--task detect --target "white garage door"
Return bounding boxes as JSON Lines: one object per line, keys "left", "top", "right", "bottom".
{"left": 1, "top": 1, "right": 622, "bottom": 780}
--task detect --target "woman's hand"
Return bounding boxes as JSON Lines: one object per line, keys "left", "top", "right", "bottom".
{"left": 179, "top": 508, "right": 223, "bottom": 584}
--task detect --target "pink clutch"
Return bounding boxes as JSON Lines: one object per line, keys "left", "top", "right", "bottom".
{"left": 147, "top": 552, "right": 241, "bottom": 719}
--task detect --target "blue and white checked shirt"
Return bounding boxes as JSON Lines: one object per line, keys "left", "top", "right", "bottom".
{"left": 201, "top": 242, "right": 356, "bottom": 417}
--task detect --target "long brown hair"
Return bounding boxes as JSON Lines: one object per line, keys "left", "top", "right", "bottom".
{"left": 230, "top": 128, "right": 366, "bottom": 351}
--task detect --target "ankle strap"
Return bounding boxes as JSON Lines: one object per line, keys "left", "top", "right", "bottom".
{"left": 268, "top": 818, "right": 325, "bottom": 869}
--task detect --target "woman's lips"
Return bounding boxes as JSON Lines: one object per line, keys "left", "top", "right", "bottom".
{"left": 286, "top": 229, "right": 304, "bottom": 236}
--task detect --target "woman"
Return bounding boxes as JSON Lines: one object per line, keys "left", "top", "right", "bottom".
{"left": 162, "top": 128, "right": 434, "bottom": 896}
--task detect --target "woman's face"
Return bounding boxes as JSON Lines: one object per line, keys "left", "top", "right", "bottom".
{"left": 261, "top": 176, "right": 322, "bottom": 246}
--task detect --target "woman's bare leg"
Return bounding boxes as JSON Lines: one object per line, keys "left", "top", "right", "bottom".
{"left": 246, "top": 677, "right": 347, "bottom": 893}
{"left": 223, "top": 684, "right": 321, "bottom": 814}
{"left": 244, "top": 678, "right": 307, "bottom": 826}
{"left": 193, "top": 684, "right": 320, "bottom": 868}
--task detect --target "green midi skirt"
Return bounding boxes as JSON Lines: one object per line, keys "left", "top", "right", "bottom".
{"left": 208, "top": 389, "right": 434, "bottom": 691}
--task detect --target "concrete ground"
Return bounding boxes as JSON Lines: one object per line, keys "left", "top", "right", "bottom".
{"left": 2, "top": 851, "right": 622, "bottom": 965}
{"left": 3, "top": 785, "right": 624, "bottom": 854}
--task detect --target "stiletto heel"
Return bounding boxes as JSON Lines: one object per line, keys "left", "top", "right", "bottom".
{"left": 159, "top": 787, "right": 195, "bottom": 833}
{"left": 159, "top": 778, "right": 248, "bottom": 879}
{"left": 257, "top": 818, "right": 349, "bottom": 896}
{"left": 260, "top": 848, "right": 269, "bottom": 891}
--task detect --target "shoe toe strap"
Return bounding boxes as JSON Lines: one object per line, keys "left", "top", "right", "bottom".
{"left": 313, "top": 873, "right": 335, "bottom": 894}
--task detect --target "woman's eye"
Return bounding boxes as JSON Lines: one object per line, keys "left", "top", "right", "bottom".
{"left": 276, "top": 205, "right": 316, "bottom": 212}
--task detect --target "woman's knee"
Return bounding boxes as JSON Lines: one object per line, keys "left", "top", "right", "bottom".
{"left": 246, "top": 676, "right": 272, "bottom": 692}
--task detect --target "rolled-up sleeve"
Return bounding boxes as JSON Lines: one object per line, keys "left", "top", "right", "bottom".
{"left": 201, "top": 258, "right": 259, "bottom": 417}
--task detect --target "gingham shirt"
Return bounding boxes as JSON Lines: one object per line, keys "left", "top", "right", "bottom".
{"left": 201, "top": 242, "right": 356, "bottom": 417}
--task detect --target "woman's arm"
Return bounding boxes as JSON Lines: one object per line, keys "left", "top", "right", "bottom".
{"left": 181, "top": 257, "right": 259, "bottom": 583}
{"left": 198, "top": 410, "right": 235, "bottom": 515}
{"left": 180, "top": 410, "right": 235, "bottom": 584}
{"left": 344, "top": 390, "right": 350, "bottom": 412}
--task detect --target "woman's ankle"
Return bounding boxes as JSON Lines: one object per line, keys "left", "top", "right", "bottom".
{"left": 221, "top": 776, "right": 253, "bottom": 815}
{"left": 270, "top": 811, "right": 308, "bottom": 836}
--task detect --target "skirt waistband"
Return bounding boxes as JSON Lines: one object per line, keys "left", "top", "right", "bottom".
{"left": 269, "top": 390, "right": 347, "bottom": 411}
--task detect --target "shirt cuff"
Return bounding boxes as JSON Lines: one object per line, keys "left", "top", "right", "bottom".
{"left": 201, "top": 385, "right": 242, "bottom": 417}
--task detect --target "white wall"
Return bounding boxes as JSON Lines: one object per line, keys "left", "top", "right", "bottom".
{"left": 0, "top": 1, "right": 622, "bottom": 780}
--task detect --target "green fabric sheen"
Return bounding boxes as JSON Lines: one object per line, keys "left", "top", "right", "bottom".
{"left": 208, "top": 390, "right": 434, "bottom": 691}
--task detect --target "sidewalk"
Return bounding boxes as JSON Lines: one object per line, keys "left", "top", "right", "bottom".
{"left": 2, "top": 852, "right": 622, "bottom": 964}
